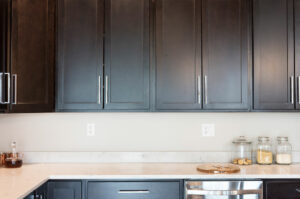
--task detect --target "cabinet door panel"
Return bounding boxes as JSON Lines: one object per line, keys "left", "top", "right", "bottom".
{"left": 104, "top": 0, "right": 150, "bottom": 110}
{"left": 265, "top": 181, "right": 300, "bottom": 199}
{"left": 0, "top": 0, "right": 9, "bottom": 112}
{"left": 48, "top": 181, "right": 81, "bottom": 199}
{"left": 87, "top": 181, "right": 180, "bottom": 199}
{"left": 56, "top": 0, "right": 103, "bottom": 111}
{"left": 295, "top": 0, "right": 300, "bottom": 109}
{"left": 155, "top": 0, "right": 202, "bottom": 110}
{"left": 253, "top": 0, "right": 294, "bottom": 110}
{"left": 202, "top": 0, "right": 249, "bottom": 110}
{"left": 10, "top": 0, "right": 55, "bottom": 112}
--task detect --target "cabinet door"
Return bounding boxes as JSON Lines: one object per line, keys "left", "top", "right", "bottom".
{"left": 265, "top": 181, "right": 300, "bottom": 199}
{"left": 0, "top": 0, "right": 9, "bottom": 112}
{"left": 35, "top": 183, "right": 47, "bottom": 199}
{"left": 48, "top": 181, "right": 81, "bottom": 199}
{"left": 87, "top": 181, "right": 180, "bottom": 199}
{"left": 202, "top": 0, "right": 250, "bottom": 110}
{"left": 56, "top": 0, "right": 104, "bottom": 111}
{"left": 155, "top": 0, "right": 202, "bottom": 110}
{"left": 10, "top": 0, "right": 55, "bottom": 112}
{"left": 104, "top": 0, "right": 150, "bottom": 110}
{"left": 253, "top": 0, "right": 294, "bottom": 110}
{"left": 295, "top": 0, "right": 300, "bottom": 109}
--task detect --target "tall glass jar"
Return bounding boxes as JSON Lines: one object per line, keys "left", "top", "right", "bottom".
{"left": 276, "top": 137, "right": 292, "bottom": 165}
{"left": 256, "top": 136, "right": 273, "bottom": 165}
{"left": 232, "top": 136, "right": 252, "bottom": 165}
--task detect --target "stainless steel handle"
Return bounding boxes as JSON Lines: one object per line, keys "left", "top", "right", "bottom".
{"left": 298, "top": 76, "right": 300, "bottom": 105}
{"left": 0, "top": 73, "right": 3, "bottom": 103}
{"left": 186, "top": 189, "right": 262, "bottom": 196}
{"left": 0, "top": 73, "right": 10, "bottom": 104}
{"left": 12, "top": 74, "right": 17, "bottom": 104}
{"left": 118, "top": 190, "right": 150, "bottom": 194}
{"left": 204, "top": 75, "right": 208, "bottom": 104}
{"left": 197, "top": 75, "right": 201, "bottom": 104}
{"left": 98, "top": 76, "right": 101, "bottom": 104}
{"left": 105, "top": 75, "right": 108, "bottom": 104}
{"left": 291, "top": 76, "right": 295, "bottom": 104}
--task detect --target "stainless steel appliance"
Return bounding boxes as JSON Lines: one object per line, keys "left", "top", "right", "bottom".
{"left": 185, "top": 181, "right": 263, "bottom": 199}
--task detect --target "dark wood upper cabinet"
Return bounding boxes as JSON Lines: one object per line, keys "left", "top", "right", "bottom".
{"left": 0, "top": 0, "right": 9, "bottom": 112}
{"left": 202, "top": 0, "right": 250, "bottom": 110}
{"left": 56, "top": 0, "right": 104, "bottom": 111}
{"left": 295, "top": 0, "right": 300, "bottom": 110}
{"left": 104, "top": 0, "right": 150, "bottom": 110}
{"left": 253, "top": 0, "right": 294, "bottom": 110}
{"left": 155, "top": 0, "right": 202, "bottom": 110}
{"left": 9, "top": 0, "right": 55, "bottom": 113}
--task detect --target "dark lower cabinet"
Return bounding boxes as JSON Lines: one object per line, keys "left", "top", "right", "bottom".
{"left": 265, "top": 180, "right": 300, "bottom": 199}
{"left": 48, "top": 181, "right": 82, "bottom": 199}
{"left": 202, "top": 0, "right": 250, "bottom": 110}
{"left": 253, "top": 0, "right": 294, "bottom": 110}
{"left": 56, "top": 0, "right": 104, "bottom": 111}
{"left": 87, "top": 181, "right": 181, "bottom": 199}
{"left": 104, "top": 0, "right": 150, "bottom": 110}
{"left": 155, "top": 0, "right": 202, "bottom": 110}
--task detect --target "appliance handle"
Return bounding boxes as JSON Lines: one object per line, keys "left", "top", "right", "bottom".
{"left": 186, "top": 189, "right": 262, "bottom": 196}
{"left": 118, "top": 190, "right": 150, "bottom": 194}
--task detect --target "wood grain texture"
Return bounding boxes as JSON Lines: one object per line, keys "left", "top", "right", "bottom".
{"left": 253, "top": 0, "right": 294, "bottom": 110}
{"left": 9, "top": 0, "right": 55, "bottom": 112}
{"left": 202, "top": 0, "right": 250, "bottom": 110}
{"left": 155, "top": 0, "right": 202, "bottom": 110}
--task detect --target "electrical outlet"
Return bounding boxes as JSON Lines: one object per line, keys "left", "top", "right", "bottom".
{"left": 86, "top": 123, "right": 95, "bottom": 136}
{"left": 202, "top": 124, "right": 215, "bottom": 137}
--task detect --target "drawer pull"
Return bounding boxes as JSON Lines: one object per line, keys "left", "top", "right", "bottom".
{"left": 296, "top": 188, "right": 300, "bottom": 193}
{"left": 118, "top": 190, "right": 150, "bottom": 194}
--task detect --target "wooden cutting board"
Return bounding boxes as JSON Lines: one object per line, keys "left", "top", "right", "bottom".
{"left": 197, "top": 164, "right": 240, "bottom": 174}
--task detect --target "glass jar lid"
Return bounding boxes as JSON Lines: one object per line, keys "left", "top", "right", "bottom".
{"left": 232, "top": 136, "right": 252, "bottom": 144}
{"left": 277, "top": 136, "right": 288, "bottom": 142}
{"left": 258, "top": 136, "right": 270, "bottom": 142}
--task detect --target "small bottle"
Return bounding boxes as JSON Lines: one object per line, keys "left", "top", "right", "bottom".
{"left": 256, "top": 137, "right": 273, "bottom": 165}
{"left": 276, "top": 137, "right": 292, "bottom": 165}
{"left": 4, "top": 141, "right": 23, "bottom": 168}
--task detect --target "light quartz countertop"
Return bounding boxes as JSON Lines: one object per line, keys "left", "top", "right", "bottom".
{"left": 2, "top": 163, "right": 300, "bottom": 199}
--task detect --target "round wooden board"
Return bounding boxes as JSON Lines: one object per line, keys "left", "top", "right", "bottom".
{"left": 197, "top": 164, "right": 240, "bottom": 174}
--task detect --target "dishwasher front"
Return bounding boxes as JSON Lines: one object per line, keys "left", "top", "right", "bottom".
{"left": 185, "top": 181, "right": 263, "bottom": 199}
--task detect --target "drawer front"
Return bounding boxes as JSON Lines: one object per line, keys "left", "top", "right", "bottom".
{"left": 266, "top": 181, "right": 300, "bottom": 199}
{"left": 87, "top": 181, "right": 180, "bottom": 199}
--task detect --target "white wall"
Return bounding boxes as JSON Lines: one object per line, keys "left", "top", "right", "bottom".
{"left": 0, "top": 113, "right": 300, "bottom": 153}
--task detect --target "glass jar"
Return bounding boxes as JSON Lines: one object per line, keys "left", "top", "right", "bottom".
{"left": 276, "top": 136, "right": 292, "bottom": 165}
{"left": 256, "top": 136, "right": 273, "bottom": 165}
{"left": 232, "top": 136, "right": 252, "bottom": 165}
{"left": 4, "top": 141, "right": 23, "bottom": 168}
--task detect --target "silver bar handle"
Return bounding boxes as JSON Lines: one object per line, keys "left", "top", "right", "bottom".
{"left": 186, "top": 189, "right": 262, "bottom": 196}
{"left": 0, "top": 73, "right": 3, "bottom": 104}
{"left": 197, "top": 75, "right": 201, "bottom": 104}
{"left": 98, "top": 76, "right": 101, "bottom": 104}
{"left": 298, "top": 76, "right": 300, "bottom": 105}
{"left": 204, "top": 75, "right": 208, "bottom": 104}
{"left": 118, "top": 190, "right": 150, "bottom": 194}
{"left": 291, "top": 76, "right": 294, "bottom": 104}
{"left": 105, "top": 75, "right": 108, "bottom": 104}
{"left": 12, "top": 74, "right": 17, "bottom": 104}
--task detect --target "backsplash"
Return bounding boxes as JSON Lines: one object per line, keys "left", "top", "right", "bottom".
{"left": 0, "top": 113, "right": 300, "bottom": 162}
